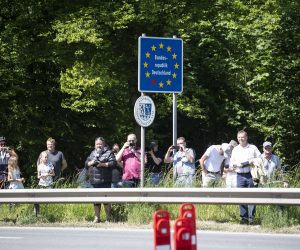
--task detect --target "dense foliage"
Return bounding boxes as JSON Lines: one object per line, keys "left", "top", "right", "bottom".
{"left": 1, "top": 0, "right": 299, "bottom": 181}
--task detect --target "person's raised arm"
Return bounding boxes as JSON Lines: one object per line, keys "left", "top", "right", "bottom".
{"left": 116, "top": 142, "right": 129, "bottom": 162}
{"left": 164, "top": 146, "right": 173, "bottom": 164}
{"left": 130, "top": 147, "right": 141, "bottom": 161}
{"left": 183, "top": 147, "right": 195, "bottom": 163}
{"left": 149, "top": 150, "right": 162, "bottom": 166}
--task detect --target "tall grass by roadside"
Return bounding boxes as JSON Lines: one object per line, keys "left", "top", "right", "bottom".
{"left": 0, "top": 167, "right": 299, "bottom": 230}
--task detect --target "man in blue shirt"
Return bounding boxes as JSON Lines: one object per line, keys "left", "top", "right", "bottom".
{"left": 164, "top": 137, "right": 195, "bottom": 187}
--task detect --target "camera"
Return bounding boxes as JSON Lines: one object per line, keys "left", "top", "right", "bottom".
{"left": 93, "top": 150, "right": 108, "bottom": 165}
{"left": 93, "top": 156, "right": 108, "bottom": 165}
{"left": 129, "top": 142, "right": 135, "bottom": 147}
{"left": 241, "top": 161, "right": 250, "bottom": 168}
{"left": 171, "top": 145, "right": 180, "bottom": 150}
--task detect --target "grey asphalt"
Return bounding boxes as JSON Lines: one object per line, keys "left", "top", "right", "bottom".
{"left": 0, "top": 227, "right": 299, "bottom": 250}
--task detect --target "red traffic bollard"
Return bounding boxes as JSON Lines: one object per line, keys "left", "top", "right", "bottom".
{"left": 173, "top": 218, "right": 192, "bottom": 250}
{"left": 179, "top": 203, "right": 197, "bottom": 250}
{"left": 153, "top": 210, "right": 171, "bottom": 250}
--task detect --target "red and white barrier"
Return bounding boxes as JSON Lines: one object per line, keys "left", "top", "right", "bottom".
{"left": 153, "top": 203, "right": 197, "bottom": 250}
{"left": 179, "top": 203, "right": 197, "bottom": 250}
{"left": 173, "top": 218, "right": 192, "bottom": 250}
{"left": 153, "top": 210, "right": 171, "bottom": 250}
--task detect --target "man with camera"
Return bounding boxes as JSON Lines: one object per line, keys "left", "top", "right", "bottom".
{"left": 116, "top": 133, "right": 141, "bottom": 188}
{"left": 0, "top": 136, "right": 17, "bottom": 189}
{"left": 164, "top": 137, "right": 196, "bottom": 187}
{"left": 145, "top": 140, "right": 163, "bottom": 186}
{"left": 85, "top": 137, "right": 116, "bottom": 223}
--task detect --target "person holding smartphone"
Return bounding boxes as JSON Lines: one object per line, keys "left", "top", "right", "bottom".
{"left": 164, "top": 137, "right": 195, "bottom": 187}
{"left": 116, "top": 134, "right": 141, "bottom": 187}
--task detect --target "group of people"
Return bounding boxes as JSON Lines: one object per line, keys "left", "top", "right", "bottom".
{"left": 0, "top": 137, "right": 23, "bottom": 190}
{"left": 84, "top": 131, "right": 283, "bottom": 225}
{"left": 198, "top": 130, "right": 282, "bottom": 224}
{"left": 0, "top": 136, "right": 67, "bottom": 191}
{"left": 0, "top": 136, "right": 68, "bottom": 215}
{"left": 0, "top": 131, "right": 284, "bottom": 224}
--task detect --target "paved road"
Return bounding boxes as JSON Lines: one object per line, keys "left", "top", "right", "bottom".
{"left": 1, "top": 227, "right": 300, "bottom": 250}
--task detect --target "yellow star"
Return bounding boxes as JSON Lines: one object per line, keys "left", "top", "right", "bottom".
{"left": 143, "top": 62, "right": 148, "bottom": 68}
{"left": 151, "top": 45, "right": 156, "bottom": 51}
{"left": 146, "top": 52, "right": 150, "bottom": 58}
{"left": 174, "top": 63, "right": 179, "bottom": 69}
{"left": 172, "top": 72, "right": 177, "bottom": 78}
{"left": 145, "top": 71, "right": 150, "bottom": 78}
{"left": 159, "top": 42, "right": 164, "bottom": 49}
{"left": 166, "top": 79, "right": 171, "bottom": 85}
{"left": 159, "top": 82, "right": 164, "bottom": 88}
{"left": 172, "top": 53, "right": 177, "bottom": 59}
{"left": 167, "top": 46, "right": 172, "bottom": 52}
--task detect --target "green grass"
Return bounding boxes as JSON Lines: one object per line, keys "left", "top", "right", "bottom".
{"left": 1, "top": 167, "right": 299, "bottom": 231}
{"left": 1, "top": 202, "right": 299, "bottom": 231}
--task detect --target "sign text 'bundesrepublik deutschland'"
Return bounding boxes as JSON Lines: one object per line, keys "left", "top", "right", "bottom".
{"left": 138, "top": 36, "right": 183, "bottom": 93}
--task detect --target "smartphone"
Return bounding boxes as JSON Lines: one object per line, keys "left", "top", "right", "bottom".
{"left": 171, "top": 145, "right": 180, "bottom": 150}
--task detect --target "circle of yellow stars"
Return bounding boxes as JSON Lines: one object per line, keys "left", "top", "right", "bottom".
{"left": 143, "top": 42, "right": 180, "bottom": 88}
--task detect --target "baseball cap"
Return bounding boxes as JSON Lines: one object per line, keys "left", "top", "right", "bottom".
{"left": 221, "top": 143, "right": 231, "bottom": 158}
{"left": 229, "top": 140, "right": 238, "bottom": 148}
{"left": 263, "top": 141, "right": 272, "bottom": 148}
{"left": 149, "top": 140, "right": 158, "bottom": 148}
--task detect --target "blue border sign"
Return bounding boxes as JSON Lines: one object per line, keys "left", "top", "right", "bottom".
{"left": 138, "top": 36, "right": 183, "bottom": 93}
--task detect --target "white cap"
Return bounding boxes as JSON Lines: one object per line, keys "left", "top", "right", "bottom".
{"left": 221, "top": 143, "right": 231, "bottom": 158}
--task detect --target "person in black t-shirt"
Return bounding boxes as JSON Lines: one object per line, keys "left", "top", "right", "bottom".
{"left": 145, "top": 141, "right": 163, "bottom": 186}
{"left": 37, "top": 137, "right": 67, "bottom": 180}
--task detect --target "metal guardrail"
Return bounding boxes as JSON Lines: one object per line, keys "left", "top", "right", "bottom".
{"left": 0, "top": 188, "right": 299, "bottom": 205}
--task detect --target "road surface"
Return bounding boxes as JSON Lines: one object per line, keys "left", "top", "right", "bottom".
{"left": 0, "top": 227, "right": 299, "bottom": 250}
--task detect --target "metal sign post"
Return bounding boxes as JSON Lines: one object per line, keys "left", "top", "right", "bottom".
{"left": 172, "top": 36, "right": 178, "bottom": 147}
{"left": 134, "top": 94, "right": 156, "bottom": 187}
{"left": 141, "top": 93, "right": 145, "bottom": 188}
{"left": 173, "top": 93, "right": 177, "bottom": 147}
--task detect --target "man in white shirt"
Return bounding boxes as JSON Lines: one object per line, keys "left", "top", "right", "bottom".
{"left": 199, "top": 143, "right": 231, "bottom": 187}
{"left": 230, "top": 130, "right": 261, "bottom": 224}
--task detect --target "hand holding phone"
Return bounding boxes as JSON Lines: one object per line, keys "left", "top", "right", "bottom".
{"left": 171, "top": 145, "right": 180, "bottom": 150}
